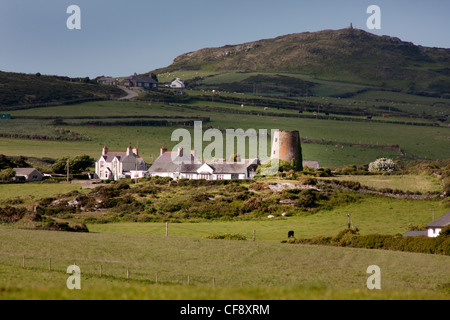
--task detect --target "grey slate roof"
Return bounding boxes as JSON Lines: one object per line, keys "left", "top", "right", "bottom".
{"left": 99, "top": 152, "right": 145, "bottom": 164}
{"left": 125, "top": 75, "right": 157, "bottom": 84}
{"left": 402, "top": 230, "right": 427, "bottom": 237}
{"left": 426, "top": 211, "right": 450, "bottom": 228}
{"left": 206, "top": 163, "right": 248, "bottom": 174}
{"left": 181, "top": 163, "right": 203, "bottom": 173}
{"left": 13, "top": 168, "right": 42, "bottom": 176}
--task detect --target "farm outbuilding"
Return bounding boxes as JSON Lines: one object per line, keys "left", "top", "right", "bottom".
{"left": 426, "top": 211, "right": 450, "bottom": 237}
{"left": 13, "top": 168, "right": 44, "bottom": 182}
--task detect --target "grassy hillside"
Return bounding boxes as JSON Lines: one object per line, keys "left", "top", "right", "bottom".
{"left": 0, "top": 71, "right": 124, "bottom": 110}
{"left": 0, "top": 226, "right": 449, "bottom": 299}
{"left": 154, "top": 28, "right": 450, "bottom": 95}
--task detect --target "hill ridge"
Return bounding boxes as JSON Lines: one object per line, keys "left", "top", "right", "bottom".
{"left": 154, "top": 28, "right": 450, "bottom": 94}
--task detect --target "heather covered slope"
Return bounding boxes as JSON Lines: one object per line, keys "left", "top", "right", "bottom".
{"left": 0, "top": 71, "right": 124, "bottom": 110}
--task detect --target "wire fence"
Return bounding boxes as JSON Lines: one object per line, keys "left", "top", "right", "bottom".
{"left": 0, "top": 252, "right": 248, "bottom": 287}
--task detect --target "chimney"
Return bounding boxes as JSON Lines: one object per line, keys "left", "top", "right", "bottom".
{"left": 133, "top": 146, "right": 138, "bottom": 156}
{"left": 102, "top": 146, "right": 108, "bottom": 156}
{"left": 126, "top": 146, "right": 132, "bottom": 156}
{"left": 160, "top": 146, "right": 167, "bottom": 156}
{"left": 178, "top": 146, "right": 184, "bottom": 157}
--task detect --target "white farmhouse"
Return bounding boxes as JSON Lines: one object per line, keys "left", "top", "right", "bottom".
{"left": 170, "top": 78, "right": 185, "bottom": 89}
{"left": 180, "top": 162, "right": 250, "bottom": 180}
{"left": 13, "top": 168, "right": 44, "bottom": 182}
{"left": 426, "top": 211, "right": 450, "bottom": 237}
{"left": 95, "top": 146, "right": 147, "bottom": 180}
{"left": 148, "top": 146, "right": 258, "bottom": 180}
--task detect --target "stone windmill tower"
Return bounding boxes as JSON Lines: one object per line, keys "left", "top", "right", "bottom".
{"left": 271, "top": 130, "right": 303, "bottom": 171}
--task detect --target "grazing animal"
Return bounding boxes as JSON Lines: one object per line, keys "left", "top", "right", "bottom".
{"left": 288, "top": 231, "right": 294, "bottom": 238}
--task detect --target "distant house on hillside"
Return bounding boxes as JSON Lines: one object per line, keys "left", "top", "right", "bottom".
{"left": 402, "top": 211, "right": 450, "bottom": 238}
{"left": 95, "top": 146, "right": 147, "bottom": 180}
{"left": 170, "top": 78, "right": 185, "bottom": 89}
{"left": 426, "top": 211, "right": 450, "bottom": 237}
{"left": 121, "top": 73, "right": 158, "bottom": 90}
{"left": 97, "top": 77, "right": 119, "bottom": 86}
{"left": 13, "top": 168, "right": 44, "bottom": 182}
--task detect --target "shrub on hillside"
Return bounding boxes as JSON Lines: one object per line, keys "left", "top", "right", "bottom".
{"left": 205, "top": 233, "right": 247, "bottom": 240}
{"left": 438, "top": 226, "right": 450, "bottom": 238}
{"left": 0, "top": 206, "right": 27, "bottom": 223}
{"left": 368, "top": 158, "right": 397, "bottom": 173}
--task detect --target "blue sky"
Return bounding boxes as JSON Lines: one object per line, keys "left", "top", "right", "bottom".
{"left": 0, "top": 0, "right": 449, "bottom": 78}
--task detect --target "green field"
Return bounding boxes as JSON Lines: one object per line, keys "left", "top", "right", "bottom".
{"left": 0, "top": 226, "right": 449, "bottom": 300}
{"left": 1, "top": 98, "right": 449, "bottom": 168}
{"left": 0, "top": 183, "right": 82, "bottom": 205}
{"left": 86, "top": 196, "right": 447, "bottom": 239}
{"left": 319, "top": 174, "right": 443, "bottom": 193}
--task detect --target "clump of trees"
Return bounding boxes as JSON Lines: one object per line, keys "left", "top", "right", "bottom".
{"left": 52, "top": 155, "right": 94, "bottom": 174}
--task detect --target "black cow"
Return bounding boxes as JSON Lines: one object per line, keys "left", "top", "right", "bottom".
{"left": 288, "top": 231, "right": 294, "bottom": 238}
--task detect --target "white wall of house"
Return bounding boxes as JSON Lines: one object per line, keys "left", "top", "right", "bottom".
{"left": 150, "top": 172, "right": 176, "bottom": 179}
{"left": 427, "top": 228, "right": 442, "bottom": 238}
{"left": 130, "top": 170, "right": 149, "bottom": 178}
{"left": 179, "top": 173, "right": 246, "bottom": 180}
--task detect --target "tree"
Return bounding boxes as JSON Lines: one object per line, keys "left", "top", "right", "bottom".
{"left": 52, "top": 157, "right": 69, "bottom": 174}
{"left": 71, "top": 155, "right": 94, "bottom": 174}
{"left": 13, "top": 156, "right": 31, "bottom": 168}
{"left": 0, "top": 154, "right": 14, "bottom": 170}
{"left": 150, "top": 73, "right": 158, "bottom": 82}
{"left": 0, "top": 168, "right": 16, "bottom": 181}
{"left": 52, "top": 155, "right": 94, "bottom": 174}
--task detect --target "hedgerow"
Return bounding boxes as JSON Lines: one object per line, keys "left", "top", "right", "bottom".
{"left": 286, "top": 228, "right": 450, "bottom": 255}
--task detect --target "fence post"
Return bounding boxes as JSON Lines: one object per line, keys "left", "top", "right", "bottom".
{"left": 212, "top": 278, "right": 215, "bottom": 288}
{"left": 165, "top": 222, "right": 168, "bottom": 237}
{"left": 127, "top": 269, "right": 129, "bottom": 280}
{"left": 253, "top": 230, "right": 256, "bottom": 242}
{"left": 188, "top": 275, "right": 190, "bottom": 285}
{"left": 156, "top": 272, "right": 158, "bottom": 284}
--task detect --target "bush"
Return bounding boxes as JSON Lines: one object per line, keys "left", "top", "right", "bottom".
{"left": 205, "top": 233, "right": 247, "bottom": 240}
{"left": 0, "top": 168, "right": 15, "bottom": 181}
{"left": 0, "top": 206, "right": 27, "bottom": 223}
{"left": 439, "top": 225, "right": 450, "bottom": 238}
{"left": 369, "top": 158, "right": 397, "bottom": 173}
